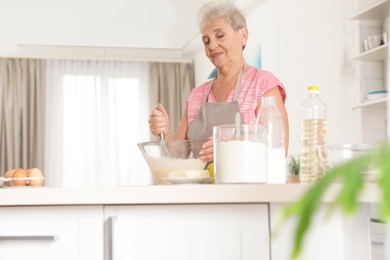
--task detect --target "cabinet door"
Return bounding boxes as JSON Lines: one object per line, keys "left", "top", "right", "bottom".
{"left": 0, "top": 206, "right": 103, "bottom": 260}
{"left": 105, "top": 204, "right": 269, "bottom": 260}
{"left": 270, "top": 203, "right": 372, "bottom": 260}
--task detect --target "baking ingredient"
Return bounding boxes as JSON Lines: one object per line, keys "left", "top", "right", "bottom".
{"left": 4, "top": 169, "right": 14, "bottom": 178}
{"left": 12, "top": 168, "right": 27, "bottom": 186}
{"left": 207, "top": 163, "right": 215, "bottom": 184}
{"left": 215, "top": 140, "right": 266, "bottom": 183}
{"left": 266, "top": 148, "right": 287, "bottom": 183}
{"left": 256, "top": 96, "right": 286, "bottom": 184}
{"left": 300, "top": 119, "right": 327, "bottom": 183}
{"left": 169, "top": 170, "right": 209, "bottom": 178}
{"left": 3, "top": 169, "right": 15, "bottom": 186}
{"left": 299, "top": 86, "right": 328, "bottom": 183}
{"left": 27, "top": 168, "right": 44, "bottom": 186}
{"left": 146, "top": 157, "right": 206, "bottom": 184}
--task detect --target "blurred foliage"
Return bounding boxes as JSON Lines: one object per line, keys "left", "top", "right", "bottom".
{"left": 278, "top": 140, "right": 390, "bottom": 259}
{"left": 288, "top": 156, "right": 300, "bottom": 175}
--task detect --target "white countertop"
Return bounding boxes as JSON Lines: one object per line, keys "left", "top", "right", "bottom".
{"left": 0, "top": 183, "right": 381, "bottom": 206}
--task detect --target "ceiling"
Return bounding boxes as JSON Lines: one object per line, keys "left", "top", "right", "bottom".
{"left": 0, "top": 0, "right": 266, "bottom": 54}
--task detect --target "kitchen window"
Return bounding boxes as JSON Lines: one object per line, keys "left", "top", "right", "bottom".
{"left": 45, "top": 60, "right": 153, "bottom": 187}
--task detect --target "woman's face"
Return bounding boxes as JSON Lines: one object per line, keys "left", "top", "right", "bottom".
{"left": 201, "top": 18, "right": 248, "bottom": 70}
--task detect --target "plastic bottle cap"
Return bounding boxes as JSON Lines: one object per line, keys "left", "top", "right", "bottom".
{"left": 308, "top": 86, "right": 319, "bottom": 91}
{"left": 308, "top": 86, "right": 319, "bottom": 94}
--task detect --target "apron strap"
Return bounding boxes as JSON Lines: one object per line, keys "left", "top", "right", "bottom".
{"left": 202, "top": 65, "right": 245, "bottom": 104}
{"left": 202, "top": 80, "right": 214, "bottom": 104}
{"left": 232, "top": 66, "right": 244, "bottom": 101}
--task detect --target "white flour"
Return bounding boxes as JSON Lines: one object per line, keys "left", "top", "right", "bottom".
{"left": 215, "top": 140, "right": 266, "bottom": 183}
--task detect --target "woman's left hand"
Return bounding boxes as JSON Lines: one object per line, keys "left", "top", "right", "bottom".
{"left": 199, "top": 136, "right": 214, "bottom": 162}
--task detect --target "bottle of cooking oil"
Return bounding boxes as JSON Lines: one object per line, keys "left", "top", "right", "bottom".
{"left": 299, "top": 86, "right": 328, "bottom": 183}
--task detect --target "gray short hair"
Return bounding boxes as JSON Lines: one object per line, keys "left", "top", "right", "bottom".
{"left": 196, "top": 1, "right": 247, "bottom": 32}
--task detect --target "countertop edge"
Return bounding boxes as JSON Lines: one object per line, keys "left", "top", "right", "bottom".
{"left": 0, "top": 183, "right": 382, "bottom": 206}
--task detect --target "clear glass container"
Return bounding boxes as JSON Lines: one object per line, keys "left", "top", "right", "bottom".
{"left": 213, "top": 124, "right": 267, "bottom": 184}
{"left": 256, "top": 96, "right": 286, "bottom": 184}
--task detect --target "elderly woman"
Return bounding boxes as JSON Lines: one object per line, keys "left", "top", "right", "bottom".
{"left": 149, "top": 1, "right": 289, "bottom": 162}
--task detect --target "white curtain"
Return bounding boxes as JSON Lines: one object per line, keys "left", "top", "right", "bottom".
{"left": 45, "top": 60, "right": 154, "bottom": 187}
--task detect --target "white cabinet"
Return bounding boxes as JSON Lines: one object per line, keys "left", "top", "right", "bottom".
{"left": 369, "top": 203, "right": 388, "bottom": 260}
{"left": 0, "top": 206, "right": 104, "bottom": 260}
{"left": 370, "top": 221, "right": 387, "bottom": 260}
{"left": 270, "top": 203, "right": 372, "bottom": 260}
{"left": 104, "top": 204, "right": 270, "bottom": 260}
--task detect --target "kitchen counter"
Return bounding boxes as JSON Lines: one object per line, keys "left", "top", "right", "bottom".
{"left": 0, "top": 182, "right": 381, "bottom": 206}
{"left": 0, "top": 182, "right": 384, "bottom": 260}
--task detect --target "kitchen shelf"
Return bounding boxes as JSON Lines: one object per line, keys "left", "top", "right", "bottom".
{"left": 349, "top": 0, "right": 389, "bottom": 20}
{"left": 345, "top": 0, "right": 389, "bottom": 144}
{"left": 353, "top": 43, "right": 389, "bottom": 61}
{"left": 353, "top": 97, "right": 388, "bottom": 109}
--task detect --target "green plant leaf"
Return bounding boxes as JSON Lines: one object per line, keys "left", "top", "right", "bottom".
{"left": 377, "top": 142, "right": 390, "bottom": 220}
{"left": 331, "top": 155, "right": 369, "bottom": 215}
{"left": 289, "top": 156, "right": 300, "bottom": 175}
{"left": 278, "top": 167, "right": 340, "bottom": 259}
{"left": 278, "top": 141, "right": 390, "bottom": 259}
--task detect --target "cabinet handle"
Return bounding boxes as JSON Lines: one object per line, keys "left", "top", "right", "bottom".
{"left": 371, "top": 241, "right": 384, "bottom": 246}
{"left": 0, "top": 235, "right": 60, "bottom": 241}
{"left": 108, "top": 216, "right": 117, "bottom": 260}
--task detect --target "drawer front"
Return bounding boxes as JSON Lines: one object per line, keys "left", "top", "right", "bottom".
{"left": 370, "top": 203, "right": 383, "bottom": 222}
{"left": 0, "top": 206, "right": 103, "bottom": 260}
{"left": 105, "top": 204, "right": 270, "bottom": 260}
{"left": 370, "top": 221, "right": 387, "bottom": 260}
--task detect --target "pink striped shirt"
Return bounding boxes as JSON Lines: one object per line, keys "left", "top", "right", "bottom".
{"left": 186, "top": 66, "right": 286, "bottom": 127}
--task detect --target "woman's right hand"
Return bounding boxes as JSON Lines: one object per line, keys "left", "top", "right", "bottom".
{"left": 199, "top": 136, "right": 214, "bottom": 163}
{"left": 149, "top": 103, "right": 170, "bottom": 137}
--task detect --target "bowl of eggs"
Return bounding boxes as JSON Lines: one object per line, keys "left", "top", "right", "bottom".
{"left": 1, "top": 168, "right": 44, "bottom": 187}
{"left": 138, "top": 140, "right": 210, "bottom": 185}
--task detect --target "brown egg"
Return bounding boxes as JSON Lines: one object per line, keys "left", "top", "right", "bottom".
{"left": 4, "top": 169, "right": 15, "bottom": 186}
{"left": 27, "top": 168, "right": 44, "bottom": 186}
{"left": 12, "top": 168, "right": 27, "bottom": 186}
{"left": 4, "top": 169, "right": 14, "bottom": 178}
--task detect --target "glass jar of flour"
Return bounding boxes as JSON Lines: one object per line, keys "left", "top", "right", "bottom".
{"left": 213, "top": 124, "right": 267, "bottom": 184}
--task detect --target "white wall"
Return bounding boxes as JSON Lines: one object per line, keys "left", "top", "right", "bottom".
{"left": 194, "top": 0, "right": 345, "bottom": 157}
{"left": 0, "top": 0, "right": 203, "bottom": 50}
{"left": 0, "top": 0, "right": 347, "bottom": 158}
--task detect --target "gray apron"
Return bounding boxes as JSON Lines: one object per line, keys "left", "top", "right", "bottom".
{"left": 187, "top": 69, "right": 245, "bottom": 140}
